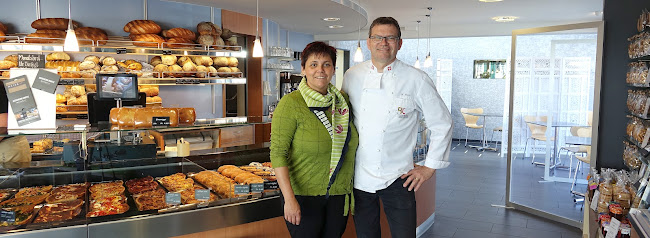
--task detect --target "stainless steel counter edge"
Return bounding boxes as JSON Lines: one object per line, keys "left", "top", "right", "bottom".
{"left": 0, "top": 196, "right": 282, "bottom": 238}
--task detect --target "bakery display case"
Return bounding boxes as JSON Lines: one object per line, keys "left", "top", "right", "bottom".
{"left": 0, "top": 123, "right": 279, "bottom": 238}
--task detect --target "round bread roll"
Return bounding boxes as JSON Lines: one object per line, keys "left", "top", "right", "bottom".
{"left": 150, "top": 56, "right": 162, "bottom": 66}
{"left": 192, "top": 56, "right": 213, "bottom": 66}
{"left": 161, "top": 55, "right": 176, "bottom": 66}
{"left": 197, "top": 34, "right": 215, "bottom": 47}
{"left": 56, "top": 94, "right": 67, "bottom": 103}
{"left": 79, "top": 61, "right": 96, "bottom": 70}
{"left": 197, "top": 22, "right": 214, "bottom": 35}
{"left": 213, "top": 37, "right": 225, "bottom": 50}
{"left": 195, "top": 65, "right": 208, "bottom": 78}
{"left": 83, "top": 55, "right": 100, "bottom": 65}
{"left": 229, "top": 67, "right": 240, "bottom": 73}
{"left": 217, "top": 67, "right": 232, "bottom": 77}
{"left": 213, "top": 57, "right": 229, "bottom": 67}
{"left": 221, "top": 28, "right": 233, "bottom": 39}
{"left": 102, "top": 57, "right": 116, "bottom": 66}
{"left": 85, "top": 84, "right": 97, "bottom": 93}
{"left": 146, "top": 97, "right": 153, "bottom": 103}
{"left": 71, "top": 85, "right": 86, "bottom": 97}
{"left": 4, "top": 54, "right": 18, "bottom": 64}
{"left": 207, "top": 66, "right": 217, "bottom": 77}
{"left": 127, "top": 62, "right": 143, "bottom": 71}
{"left": 100, "top": 65, "right": 118, "bottom": 73}
{"left": 177, "top": 56, "right": 192, "bottom": 66}
{"left": 116, "top": 61, "right": 128, "bottom": 70}
{"left": 168, "top": 64, "right": 183, "bottom": 77}
{"left": 93, "top": 65, "right": 101, "bottom": 71}
{"left": 80, "top": 69, "right": 98, "bottom": 78}
{"left": 228, "top": 57, "right": 238, "bottom": 67}
{"left": 46, "top": 52, "right": 70, "bottom": 61}
{"left": 152, "top": 96, "right": 162, "bottom": 103}
{"left": 182, "top": 61, "right": 197, "bottom": 73}
{"left": 148, "top": 86, "right": 159, "bottom": 96}
{"left": 0, "top": 60, "right": 17, "bottom": 70}
{"left": 154, "top": 64, "right": 168, "bottom": 77}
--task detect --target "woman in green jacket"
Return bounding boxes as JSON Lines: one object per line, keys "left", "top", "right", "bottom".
{"left": 270, "top": 41, "right": 358, "bottom": 238}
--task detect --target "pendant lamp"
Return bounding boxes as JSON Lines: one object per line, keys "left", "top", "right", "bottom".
{"left": 252, "top": 0, "right": 264, "bottom": 57}
{"left": 423, "top": 7, "right": 433, "bottom": 68}
{"left": 414, "top": 20, "right": 421, "bottom": 69}
{"left": 353, "top": 0, "right": 364, "bottom": 62}
{"left": 63, "top": 0, "right": 79, "bottom": 52}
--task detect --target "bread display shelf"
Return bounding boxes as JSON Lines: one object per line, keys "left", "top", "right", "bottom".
{"left": 625, "top": 136, "right": 650, "bottom": 161}
{"left": 0, "top": 35, "right": 245, "bottom": 57}
{"left": 0, "top": 74, "right": 246, "bottom": 86}
{"left": 266, "top": 55, "right": 296, "bottom": 61}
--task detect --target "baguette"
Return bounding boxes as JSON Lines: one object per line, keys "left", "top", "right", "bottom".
{"left": 162, "top": 28, "right": 195, "bottom": 40}
{"left": 31, "top": 18, "right": 79, "bottom": 30}
{"left": 124, "top": 20, "right": 161, "bottom": 34}
{"left": 129, "top": 34, "right": 165, "bottom": 48}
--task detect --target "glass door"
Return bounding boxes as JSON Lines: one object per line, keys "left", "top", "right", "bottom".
{"left": 505, "top": 22, "right": 603, "bottom": 227}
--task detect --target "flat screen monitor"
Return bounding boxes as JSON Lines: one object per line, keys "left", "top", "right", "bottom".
{"left": 96, "top": 73, "right": 138, "bottom": 101}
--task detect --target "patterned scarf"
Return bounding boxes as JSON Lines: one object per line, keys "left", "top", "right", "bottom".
{"left": 298, "top": 77, "right": 350, "bottom": 179}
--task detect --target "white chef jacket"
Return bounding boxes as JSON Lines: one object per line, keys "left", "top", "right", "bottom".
{"left": 342, "top": 59, "right": 453, "bottom": 193}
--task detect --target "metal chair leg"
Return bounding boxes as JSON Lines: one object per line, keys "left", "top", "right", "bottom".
{"left": 464, "top": 127, "right": 469, "bottom": 147}
{"left": 523, "top": 138, "right": 529, "bottom": 160}
{"left": 571, "top": 160, "right": 582, "bottom": 194}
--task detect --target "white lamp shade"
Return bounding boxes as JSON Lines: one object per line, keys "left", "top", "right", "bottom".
{"left": 423, "top": 55, "right": 433, "bottom": 68}
{"left": 253, "top": 38, "right": 264, "bottom": 58}
{"left": 354, "top": 46, "right": 363, "bottom": 62}
{"left": 64, "top": 29, "right": 79, "bottom": 52}
{"left": 414, "top": 58, "right": 420, "bottom": 69}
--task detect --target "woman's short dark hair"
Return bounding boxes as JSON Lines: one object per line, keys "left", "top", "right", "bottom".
{"left": 301, "top": 41, "right": 337, "bottom": 68}
{"left": 368, "top": 17, "right": 401, "bottom": 38}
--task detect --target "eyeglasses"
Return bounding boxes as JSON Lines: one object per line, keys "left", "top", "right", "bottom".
{"left": 369, "top": 35, "right": 400, "bottom": 43}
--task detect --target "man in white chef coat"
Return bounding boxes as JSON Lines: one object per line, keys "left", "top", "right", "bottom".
{"left": 342, "top": 17, "right": 453, "bottom": 237}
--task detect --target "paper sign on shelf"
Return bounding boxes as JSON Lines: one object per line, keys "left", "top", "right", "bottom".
{"left": 32, "top": 69, "right": 61, "bottom": 94}
{"left": 3, "top": 75, "right": 41, "bottom": 126}
{"left": 590, "top": 190, "right": 599, "bottom": 211}
{"left": 6, "top": 68, "right": 56, "bottom": 131}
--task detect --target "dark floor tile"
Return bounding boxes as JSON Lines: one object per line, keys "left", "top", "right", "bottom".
{"left": 491, "top": 224, "right": 563, "bottom": 238}
{"left": 462, "top": 213, "right": 528, "bottom": 228}
{"left": 453, "top": 228, "right": 518, "bottom": 238}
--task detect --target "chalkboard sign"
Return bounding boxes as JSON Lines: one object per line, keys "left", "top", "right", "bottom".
{"left": 264, "top": 181, "right": 279, "bottom": 190}
{"left": 0, "top": 210, "right": 16, "bottom": 223}
{"left": 18, "top": 54, "right": 45, "bottom": 68}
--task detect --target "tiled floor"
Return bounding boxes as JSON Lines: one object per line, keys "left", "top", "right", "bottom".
{"left": 421, "top": 142, "right": 584, "bottom": 238}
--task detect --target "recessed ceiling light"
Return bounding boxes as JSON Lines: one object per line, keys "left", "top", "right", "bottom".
{"left": 328, "top": 25, "right": 344, "bottom": 29}
{"left": 492, "top": 16, "right": 518, "bottom": 22}
{"left": 479, "top": 0, "right": 503, "bottom": 2}
{"left": 323, "top": 17, "right": 340, "bottom": 22}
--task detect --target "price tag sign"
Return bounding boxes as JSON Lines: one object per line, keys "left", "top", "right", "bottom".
{"left": 162, "top": 50, "right": 172, "bottom": 55}
{"left": 234, "top": 185, "right": 250, "bottom": 195}
{"left": 590, "top": 190, "right": 599, "bottom": 211}
{"left": 165, "top": 192, "right": 181, "bottom": 206}
{"left": 0, "top": 210, "right": 16, "bottom": 223}
{"left": 195, "top": 189, "right": 210, "bottom": 201}
{"left": 116, "top": 48, "right": 127, "bottom": 54}
{"left": 264, "top": 181, "right": 279, "bottom": 190}
{"left": 152, "top": 117, "right": 171, "bottom": 126}
{"left": 18, "top": 54, "right": 45, "bottom": 68}
{"left": 250, "top": 183, "right": 264, "bottom": 193}
{"left": 605, "top": 217, "right": 621, "bottom": 238}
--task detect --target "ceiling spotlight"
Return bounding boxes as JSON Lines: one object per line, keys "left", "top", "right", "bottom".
{"left": 328, "top": 25, "right": 344, "bottom": 29}
{"left": 323, "top": 17, "right": 341, "bottom": 21}
{"left": 592, "top": 11, "right": 603, "bottom": 16}
{"left": 479, "top": 0, "right": 503, "bottom": 2}
{"left": 492, "top": 16, "right": 518, "bottom": 22}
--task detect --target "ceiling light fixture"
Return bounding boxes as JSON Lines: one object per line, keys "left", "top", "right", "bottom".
{"left": 252, "top": 0, "right": 263, "bottom": 57}
{"left": 423, "top": 7, "right": 433, "bottom": 68}
{"left": 414, "top": 20, "right": 421, "bottom": 69}
{"left": 328, "top": 25, "right": 344, "bottom": 29}
{"left": 491, "top": 16, "right": 518, "bottom": 22}
{"left": 353, "top": 0, "right": 364, "bottom": 63}
{"left": 323, "top": 17, "right": 340, "bottom": 22}
{"left": 479, "top": 0, "right": 503, "bottom": 2}
{"left": 63, "top": 0, "right": 79, "bottom": 52}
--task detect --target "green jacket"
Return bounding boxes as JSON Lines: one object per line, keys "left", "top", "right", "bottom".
{"left": 270, "top": 90, "right": 358, "bottom": 198}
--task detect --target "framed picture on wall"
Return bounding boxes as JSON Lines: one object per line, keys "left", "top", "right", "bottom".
{"left": 473, "top": 60, "right": 507, "bottom": 79}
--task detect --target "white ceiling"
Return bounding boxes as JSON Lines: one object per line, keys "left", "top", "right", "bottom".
{"left": 166, "top": 0, "right": 603, "bottom": 40}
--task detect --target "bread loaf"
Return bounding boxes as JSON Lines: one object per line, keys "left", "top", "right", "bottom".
{"left": 153, "top": 64, "right": 168, "bottom": 77}
{"left": 35, "top": 29, "right": 65, "bottom": 34}
{"left": 123, "top": 20, "right": 161, "bottom": 34}
{"left": 150, "top": 56, "right": 162, "bottom": 66}
{"left": 84, "top": 55, "right": 100, "bottom": 65}
{"left": 228, "top": 57, "right": 238, "bottom": 67}
{"left": 162, "top": 28, "right": 195, "bottom": 40}
{"left": 220, "top": 28, "right": 233, "bottom": 39}
{"left": 192, "top": 56, "right": 213, "bottom": 66}
{"left": 0, "top": 60, "right": 16, "bottom": 70}
{"left": 101, "top": 56, "right": 116, "bottom": 66}
{"left": 31, "top": 18, "right": 79, "bottom": 30}
{"left": 177, "top": 56, "right": 191, "bottom": 66}
{"left": 25, "top": 32, "right": 65, "bottom": 43}
{"left": 176, "top": 108, "right": 196, "bottom": 124}
{"left": 214, "top": 37, "right": 225, "bottom": 50}
{"left": 197, "top": 34, "right": 215, "bottom": 47}
{"left": 76, "top": 27, "right": 107, "bottom": 36}
{"left": 46, "top": 52, "right": 71, "bottom": 61}
{"left": 196, "top": 22, "right": 221, "bottom": 36}
{"left": 168, "top": 64, "right": 183, "bottom": 77}
{"left": 4, "top": 55, "right": 18, "bottom": 64}
{"left": 0, "top": 22, "right": 7, "bottom": 33}
{"left": 213, "top": 57, "right": 229, "bottom": 67}
{"left": 0, "top": 31, "right": 6, "bottom": 43}
{"left": 217, "top": 67, "right": 232, "bottom": 77}
{"left": 76, "top": 30, "right": 108, "bottom": 45}
{"left": 129, "top": 34, "right": 165, "bottom": 47}
{"left": 161, "top": 55, "right": 176, "bottom": 66}
{"left": 1, "top": 71, "right": 9, "bottom": 78}
{"left": 166, "top": 38, "right": 194, "bottom": 48}
{"left": 79, "top": 61, "right": 97, "bottom": 70}
{"left": 195, "top": 65, "right": 208, "bottom": 78}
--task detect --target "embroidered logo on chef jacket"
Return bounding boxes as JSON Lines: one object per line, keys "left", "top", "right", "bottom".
{"left": 397, "top": 107, "right": 407, "bottom": 118}
{"left": 395, "top": 94, "right": 413, "bottom": 118}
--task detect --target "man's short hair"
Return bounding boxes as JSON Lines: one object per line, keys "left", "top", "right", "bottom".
{"left": 368, "top": 17, "right": 401, "bottom": 38}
